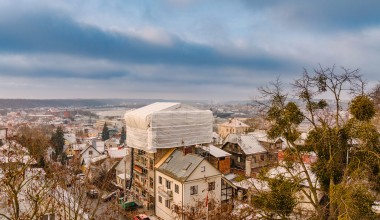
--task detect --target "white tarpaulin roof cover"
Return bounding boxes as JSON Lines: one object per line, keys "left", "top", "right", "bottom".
{"left": 125, "top": 102, "right": 213, "bottom": 152}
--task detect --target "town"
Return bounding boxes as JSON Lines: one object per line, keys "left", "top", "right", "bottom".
{"left": 1, "top": 77, "right": 380, "bottom": 219}
{"left": 1, "top": 1, "right": 380, "bottom": 220}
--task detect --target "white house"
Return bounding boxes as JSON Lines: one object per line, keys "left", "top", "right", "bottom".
{"left": 155, "top": 149, "right": 222, "bottom": 220}
{"left": 80, "top": 145, "right": 101, "bottom": 167}
{"left": 115, "top": 156, "right": 131, "bottom": 189}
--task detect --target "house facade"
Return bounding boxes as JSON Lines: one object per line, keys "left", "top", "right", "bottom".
{"left": 155, "top": 149, "right": 222, "bottom": 220}
{"left": 222, "top": 134, "right": 274, "bottom": 176}
{"left": 80, "top": 145, "right": 101, "bottom": 169}
{"left": 218, "top": 118, "right": 250, "bottom": 139}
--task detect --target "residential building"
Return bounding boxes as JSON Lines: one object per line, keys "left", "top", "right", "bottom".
{"left": 80, "top": 145, "right": 101, "bottom": 169}
{"left": 218, "top": 118, "right": 250, "bottom": 139}
{"left": 222, "top": 134, "right": 273, "bottom": 176}
{"left": 199, "top": 145, "right": 231, "bottom": 174}
{"left": 124, "top": 102, "right": 214, "bottom": 210}
{"left": 115, "top": 156, "right": 131, "bottom": 189}
{"left": 155, "top": 149, "right": 222, "bottom": 220}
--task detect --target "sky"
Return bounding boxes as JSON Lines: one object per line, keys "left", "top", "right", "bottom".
{"left": 0, "top": 0, "right": 380, "bottom": 101}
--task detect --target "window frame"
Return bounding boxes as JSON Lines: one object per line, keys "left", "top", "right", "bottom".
{"left": 175, "top": 184, "right": 179, "bottom": 194}
{"left": 190, "top": 185, "right": 198, "bottom": 195}
{"left": 208, "top": 182, "right": 215, "bottom": 191}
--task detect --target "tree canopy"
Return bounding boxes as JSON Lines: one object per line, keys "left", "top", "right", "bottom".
{"left": 256, "top": 65, "right": 380, "bottom": 219}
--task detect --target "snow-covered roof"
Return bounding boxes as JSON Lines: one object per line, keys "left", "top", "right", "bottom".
{"left": 267, "top": 163, "right": 319, "bottom": 188}
{"left": 226, "top": 134, "right": 267, "bottom": 155}
{"left": 202, "top": 145, "right": 231, "bottom": 158}
{"left": 90, "top": 155, "right": 107, "bottom": 163}
{"left": 108, "top": 147, "right": 128, "bottom": 158}
{"left": 73, "top": 143, "right": 87, "bottom": 151}
{"left": 117, "top": 172, "right": 131, "bottom": 180}
{"left": 232, "top": 178, "right": 269, "bottom": 191}
{"left": 220, "top": 118, "right": 249, "bottom": 128}
{"left": 249, "top": 130, "right": 283, "bottom": 143}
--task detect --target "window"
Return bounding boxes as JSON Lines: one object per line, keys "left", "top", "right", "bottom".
{"left": 190, "top": 185, "right": 198, "bottom": 195}
{"left": 260, "top": 155, "right": 265, "bottom": 161}
{"left": 166, "top": 180, "right": 171, "bottom": 189}
{"left": 159, "top": 176, "right": 162, "bottom": 184}
{"left": 208, "top": 182, "right": 215, "bottom": 191}
{"left": 158, "top": 196, "right": 162, "bottom": 203}
{"left": 200, "top": 166, "right": 205, "bottom": 172}
{"left": 175, "top": 184, "right": 179, "bottom": 193}
{"left": 173, "top": 204, "right": 179, "bottom": 213}
{"left": 89, "top": 150, "right": 93, "bottom": 155}
{"left": 42, "top": 213, "right": 55, "bottom": 220}
{"left": 237, "top": 157, "right": 241, "bottom": 163}
{"left": 150, "top": 177, "right": 154, "bottom": 188}
{"left": 149, "top": 159, "right": 154, "bottom": 169}
{"left": 142, "top": 168, "right": 148, "bottom": 175}
{"left": 253, "top": 156, "right": 257, "bottom": 163}
{"left": 219, "top": 157, "right": 225, "bottom": 161}
{"left": 165, "top": 200, "right": 171, "bottom": 208}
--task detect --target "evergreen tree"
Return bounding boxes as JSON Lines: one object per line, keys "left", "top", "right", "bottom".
{"left": 51, "top": 126, "right": 65, "bottom": 161}
{"left": 102, "top": 122, "right": 109, "bottom": 141}
{"left": 256, "top": 66, "right": 380, "bottom": 219}
{"left": 120, "top": 126, "right": 126, "bottom": 144}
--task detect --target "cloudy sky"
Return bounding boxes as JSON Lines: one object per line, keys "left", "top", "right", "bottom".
{"left": 0, "top": 0, "right": 379, "bottom": 101}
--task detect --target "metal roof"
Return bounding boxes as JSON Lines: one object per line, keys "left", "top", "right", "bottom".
{"left": 156, "top": 149, "right": 204, "bottom": 182}
{"left": 202, "top": 145, "right": 231, "bottom": 158}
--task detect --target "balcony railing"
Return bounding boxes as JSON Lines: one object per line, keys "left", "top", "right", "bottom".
{"left": 158, "top": 186, "right": 173, "bottom": 200}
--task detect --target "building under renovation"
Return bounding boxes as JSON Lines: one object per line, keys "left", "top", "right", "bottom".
{"left": 124, "top": 102, "right": 214, "bottom": 210}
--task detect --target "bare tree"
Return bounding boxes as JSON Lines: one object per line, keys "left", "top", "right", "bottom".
{"left": 254, "top": 65, "right": 380, "bottom": 219}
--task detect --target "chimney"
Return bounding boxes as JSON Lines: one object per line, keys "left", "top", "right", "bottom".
{"left": 182, "top": 146, "right": 193, "bottom": 156}
{"left": 245, "top": 156, "right": 252, "bottom": 177}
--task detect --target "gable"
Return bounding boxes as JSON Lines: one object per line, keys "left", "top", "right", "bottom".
{"left": 186, "top": 159, "right": 221, "bottom": 182}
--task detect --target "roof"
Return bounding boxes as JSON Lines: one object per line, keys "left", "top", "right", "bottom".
{"left": 117, "top": 173, "right": 131, "bottom": 180}
{"left": 225, "top": 134, "right": 267, "bottom": 155}
{"left": 220, "top": 118, "right": 249, "bottom": 128}
{"left": 156, "top": 149, "right": 204, "bottom": 182}
{"left": 249, "top": 130, "right": 283, "bottom": 143}
{"left": 73, "top": 143, "right": 87, "bottom": 151}
{"left": 267, "top": 163, "right": 319, "bottom": 188}
{"left": 80, "top": 145, "right": 100, "bottom": 156}
{"left": 232, "top": 178, "right": 269, "bottom": 191}
{"left": 108, "top": 147, "right": 128, "bottom": 158}
{"left": 90, "top": 155, "right": 107, "bottom": 163}
{"left": 125, "top": 102, "right": 197, "bottom": 129}
{"left": 202, "top": 145, "right": 231, "bottom": 158}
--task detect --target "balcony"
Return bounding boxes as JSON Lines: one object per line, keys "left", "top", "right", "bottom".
{"left": 158, "top": 186, "right": 173, "bottom": 200}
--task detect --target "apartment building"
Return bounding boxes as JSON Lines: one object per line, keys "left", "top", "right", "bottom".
{"left": 124, "top": 102, "right": 214, "bottom": 210}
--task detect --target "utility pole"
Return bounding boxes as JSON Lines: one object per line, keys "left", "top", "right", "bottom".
{"left": 124, "top": 155, "right": 127, "bottom": 202}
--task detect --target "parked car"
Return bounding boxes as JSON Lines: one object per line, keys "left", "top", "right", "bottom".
{"left": 76, "top": 173, "right": 85, "bottom": 180}
{"left": 86, "top": 189, "right": 99, "bottom": 199}
{"left": 101, "top": 191, "right": 117, "bottom": 202}
{"left": 134, "top": 214, "right": 150, "bottom": 220}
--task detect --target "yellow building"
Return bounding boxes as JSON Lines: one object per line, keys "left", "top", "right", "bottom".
{"left": 218, "top": 118, "right": 250, "bottom": 139}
